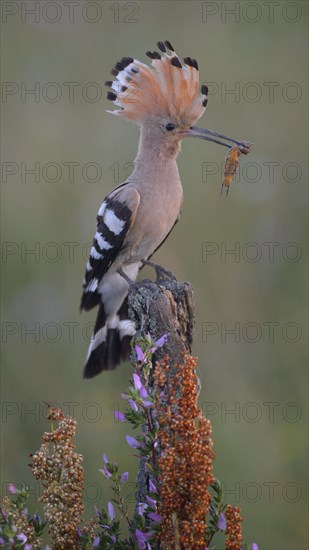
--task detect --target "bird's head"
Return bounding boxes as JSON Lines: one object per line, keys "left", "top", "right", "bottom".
{"left": 106, "top": 41, "right": 252, "bottom": 159}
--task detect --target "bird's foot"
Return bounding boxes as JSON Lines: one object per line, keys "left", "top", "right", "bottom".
{"left": 117, "top": 267, "right": 136, "bottom": 288}
{"left": 141, "top": 260, "right": 177, "bottom": 283}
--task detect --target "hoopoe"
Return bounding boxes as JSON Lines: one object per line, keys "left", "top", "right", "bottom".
{"left": 81, "top": 40, "right": 251, "bottom": 378}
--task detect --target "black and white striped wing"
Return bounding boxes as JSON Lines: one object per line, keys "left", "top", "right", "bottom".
{"left": 80, "top": 186, "right": 140, "bottom": 311}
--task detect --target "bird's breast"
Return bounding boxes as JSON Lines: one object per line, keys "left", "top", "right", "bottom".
{"left": 129, "top": 175, "right": 183, "bottom": 258}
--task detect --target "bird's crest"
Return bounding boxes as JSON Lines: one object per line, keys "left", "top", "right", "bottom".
{"left": 105, "top": 40, "right": 208, "bottom": 125}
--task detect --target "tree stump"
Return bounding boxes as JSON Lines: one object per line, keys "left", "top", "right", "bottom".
{"left": 127, "top": 276, "right": 196, "bottom": 514}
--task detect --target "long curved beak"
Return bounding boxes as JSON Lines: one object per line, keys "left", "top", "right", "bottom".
{"left": 183, "top": 126, "right": 252, "bottom": 154}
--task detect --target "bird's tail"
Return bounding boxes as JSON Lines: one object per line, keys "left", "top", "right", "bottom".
{"left": 83, "top": 298, "right": 135, "bottom": 378}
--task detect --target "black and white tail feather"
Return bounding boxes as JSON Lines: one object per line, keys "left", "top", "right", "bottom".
{"left": 80, "top": 184, "right": 140, "bottom": 378}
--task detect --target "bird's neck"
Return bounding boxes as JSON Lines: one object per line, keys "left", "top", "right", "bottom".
{"left": 133, "top": 125, "right": 181, "bottom": 171}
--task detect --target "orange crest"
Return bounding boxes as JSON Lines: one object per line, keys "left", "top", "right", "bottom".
{"left": 105, "top": 40, "right": 208, "bottom": 126}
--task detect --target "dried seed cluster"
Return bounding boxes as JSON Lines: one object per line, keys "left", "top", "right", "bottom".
{"left": 225, "top": 504, "right": 243, "bottom": 550}
{"left": 30, "top": 407, "right": 86, "bottom": 549}
{"left": 154, "top": 354, "right": 215, "bottom": 549}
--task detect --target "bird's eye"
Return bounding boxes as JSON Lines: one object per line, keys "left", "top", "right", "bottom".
{"left": 165, "top": 123, "right": 175, "bottom": 131}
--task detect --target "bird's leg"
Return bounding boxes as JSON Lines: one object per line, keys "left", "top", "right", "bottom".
{"left": 141, "top": 259, "right": 177, "bottom": 282}
{"left": 117, "top": 267, "right": 136, "bottom": 287}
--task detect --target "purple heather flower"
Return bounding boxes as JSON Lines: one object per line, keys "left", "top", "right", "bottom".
{"left": 17, "top": 533, "right": 27, "bottom": 543}
{"left": 139, "top": 385, "right": 148, "bottom": 399}
{"left": 99, "top": 465, "right": 112, "bottom": 479}
{"left": 135, "top": 344, "right": 145, "bottom": 362}
{"left": 120, "top": 471, "right": 129, "bottom": 482}
{"left": 129, "top": 399, "right": 138, "bottom": 412}
{"left": 137, "top": 502, "right": 148, "bottom": 516}
{"left": 218, "top": 512, "right": 227, "bottom": 531}
{"left": 148, "top": 512, "right": 162, "bottom": 523}
{"left": 103, "top": 453, "right": 109, "bottom": 463}
{"left": 126, "top": 435, "right": 140, "bottom": 448}
{"left": 142, "top": 399, "right": 153, "bottom": 408}
{"left": 114, "top": 410, "right": 126, "bottom": 422}
{"left": 7, "top": 483, "right": 16, "bottom": 494}
{"left": 145, "top": 495, "right": 156, "bottom": 507}
{"left": 0, "top": 539, "right": 5, "bottom": 546}
{"left": 135, "top": 531, "right": 146, "bottom": 550}
{"left": 149, "top": 333, "right": 168, "bottom": 353}
{"left": 252, "top": 545, "right": 259, "bottom": 550}
{"left": 108, "top": 501, "right": 115, "bottom": 521}
{"left": 135, "top": 529, "right": 152, "bottom": 550}
{"left": 149, "top": 479, "right": 157, "bottom": 493}
{"left": 133, "top": 373, "right": 142, "bottom": 390}
{"left": 133, "top": 374, "right": 150, "bottom": 401}
{"left": 155, "top": 334, "right": 168, "bottom": 347}
{"left": 24, "top": 546, "right": 31, "bottom": 550}
{"left": 93, "top": 537, "right": 100, "bottom": 548}
{"left": 31, "top": 513, "right": 42, "bottom": 525}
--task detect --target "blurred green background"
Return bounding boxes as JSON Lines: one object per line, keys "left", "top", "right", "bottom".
{"left": 1, "top": 1, "right": 308, "bottom": 548}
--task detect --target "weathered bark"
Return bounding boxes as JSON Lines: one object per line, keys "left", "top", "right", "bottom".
{"left": 127, "top": 275, "right": 195, "bottom": 512}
